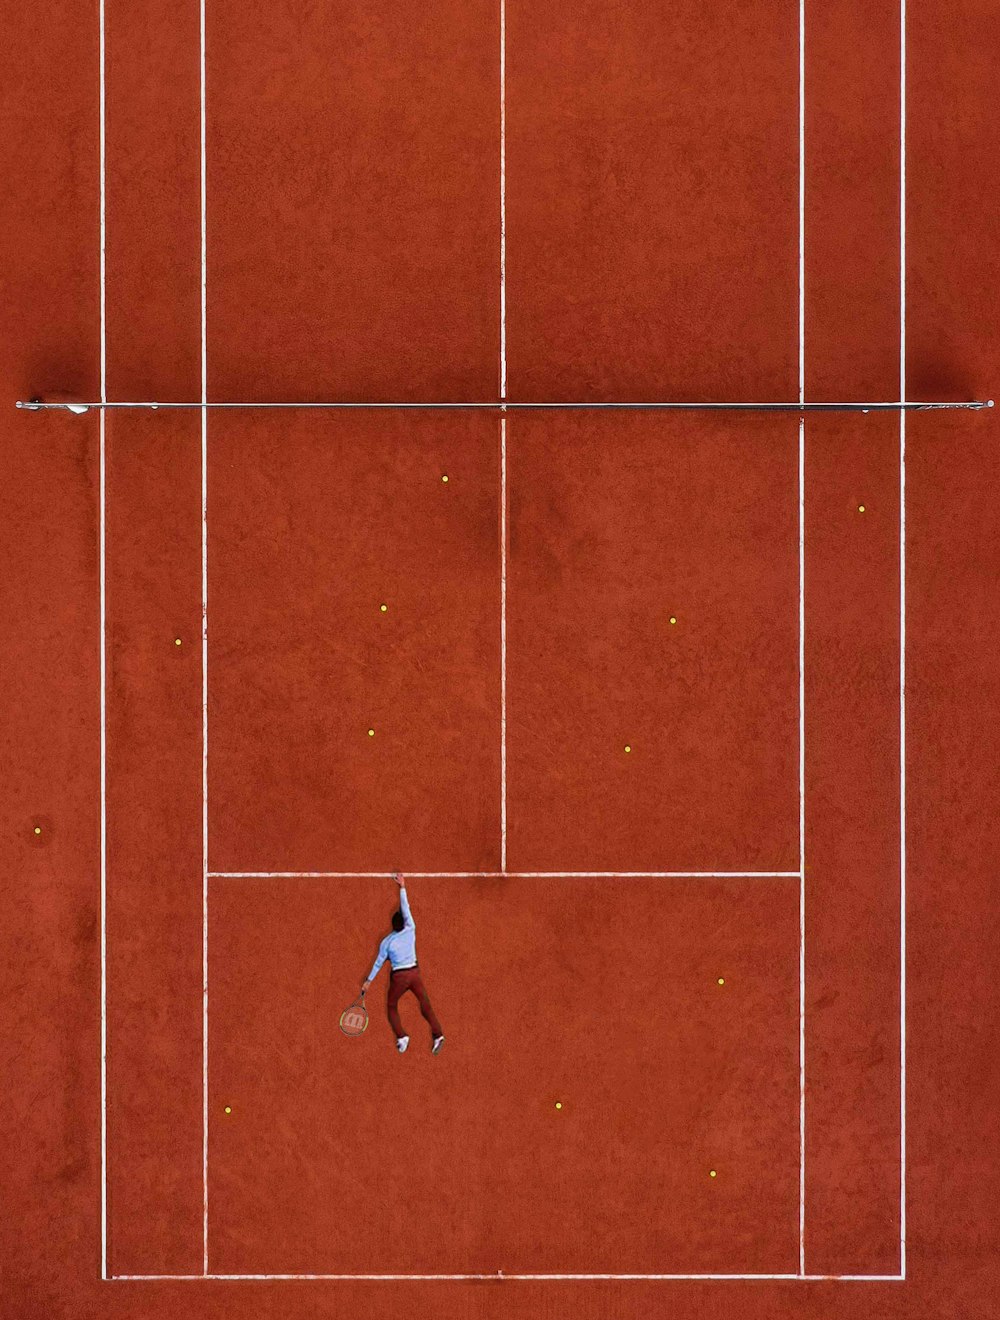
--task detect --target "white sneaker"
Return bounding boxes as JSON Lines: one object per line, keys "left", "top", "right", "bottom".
{"left": 432, "top": 1035, "right": 445, "bottom": 1055}
{"left": 396, "top": 1036, "right": 409, "bottom": 1054}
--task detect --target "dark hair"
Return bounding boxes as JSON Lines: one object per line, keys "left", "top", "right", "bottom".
{"left": 391, "top": 910, "right": 405, "bottom": 932}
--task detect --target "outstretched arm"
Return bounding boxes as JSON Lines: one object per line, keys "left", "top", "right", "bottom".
{"left": 398, "top": 879, "right": 414, "bottom": 930}
{"left": 362, "top": 936, "right": 390, "bottom": 992}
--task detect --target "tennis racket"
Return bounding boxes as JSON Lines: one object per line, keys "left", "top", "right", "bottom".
{"left": 339, "top": 992, "right": 369, "bottom": 1037}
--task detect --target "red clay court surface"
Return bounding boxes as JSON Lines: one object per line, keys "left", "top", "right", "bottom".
{"left": 2, "top": 1, "right": 999, "bottom": 1319}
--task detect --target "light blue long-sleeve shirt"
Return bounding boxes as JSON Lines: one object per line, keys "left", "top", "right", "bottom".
{"left": 366, "top": 887, "right": 416, "bottom": 982}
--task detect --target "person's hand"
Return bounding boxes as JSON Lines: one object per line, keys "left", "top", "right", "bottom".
{"left": 361, "top": 980, "right": 370, "bottom": 995}
{"left": 394, "top": 872, "right": 405, "bottom": 888}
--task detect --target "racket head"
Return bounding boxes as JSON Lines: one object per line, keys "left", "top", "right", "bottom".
{"left": 340, "top": 996, "right": 369, "bottom": 1037}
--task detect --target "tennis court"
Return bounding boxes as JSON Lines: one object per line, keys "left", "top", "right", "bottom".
{"left": 3, "top": 0, "right": 998, "bottom": 1317}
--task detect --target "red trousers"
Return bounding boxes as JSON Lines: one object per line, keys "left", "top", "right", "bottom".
{"left": 387, "top": 967, "right": 442, "bottom": 1040}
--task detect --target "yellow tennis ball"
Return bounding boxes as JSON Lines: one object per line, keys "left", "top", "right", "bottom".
{"left": 624, "top": 744, "right": 632, "bottom": 753}
{"left": 33, "top": 826, "right": 42, "bottom": 835}
{"left": 709, "top": 1169, "right": 717, "bottom": 1178}
{"left": 717, "top": 977, "right": 725, "bottom": 986}
{"left": 367, "top": 728, "right": 375, "bottom": 737}
{"left": 669, "top": 616, "right": 677, "bottom": 624}
{"left": 858, "top": 504, "right": 866, "bottom": 513}
{"left": 555, "top": 1102, "right": 562, "bottom": 1110}
{"left": 380, "top": 604, "right": 387, "bottom": 613}
{"left": 441, "top": 474, "right": 449, "bottom": 483}
{"left": 224, "top": 1106, "right": 232, "bottom": 1115}
{"left": 174, "top": 638, "right": 182, "bottom": 646}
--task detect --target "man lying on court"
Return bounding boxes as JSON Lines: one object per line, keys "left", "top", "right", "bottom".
{"left": 362, "top": 874, "right": 445, "bottom": 1055}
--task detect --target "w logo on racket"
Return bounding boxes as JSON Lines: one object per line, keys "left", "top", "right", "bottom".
{"left": 340, "top": 994, "right": 369, "bottom": 1037}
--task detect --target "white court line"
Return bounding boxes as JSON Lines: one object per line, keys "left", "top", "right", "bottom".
{"left": 798, "top": 416, "right": 806, "bottom": 1279}
{"left": 898, "top": 0, "right": 907, "bottom": 1281}
{"left": 105, "top": 2, "right": 898, "bottom": 1287}
{"left": 208, "top": 870, "right": 800, "bottom": 879}
{"left": 110, "top": 1272, "right": 905, "bottom": 1283}
{"left": 200, "top": 0, "right": 209, "bottom": 1277}
{"left": 499, "top": 0, "right": 508, "bottom": 873}
{"left": 798, "top": 0, "right": 805, "bottom": 411}
{"left": 98, "top": 0, "right": 107, "bottom": 1272}
{"left": 499, "top": 0, "right": 506, "bottom": 403}
{"left": 797, "top": 0, "right": 806, "bottom": 1278}
{"left": 98, "top": 0, "right": 107, "bottom": 1280}
{"left": 500, "top": 419, "right": 507, "bottom": 871}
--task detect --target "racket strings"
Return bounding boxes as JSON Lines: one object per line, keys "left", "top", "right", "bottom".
{"left": 340, "top": 995, "right": 369, "bottom": 1036}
